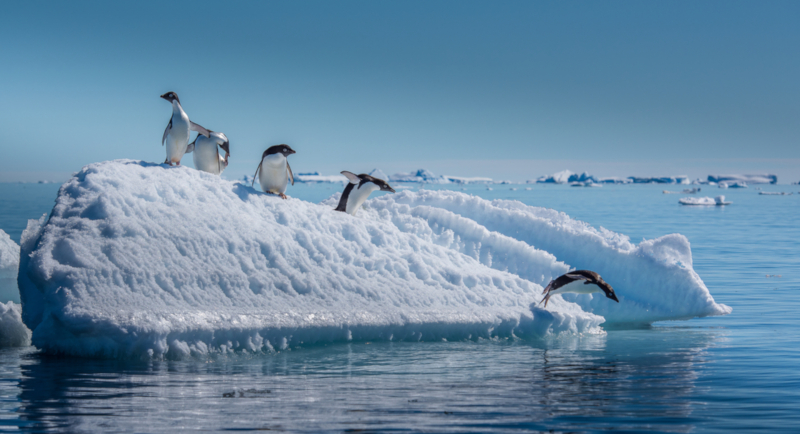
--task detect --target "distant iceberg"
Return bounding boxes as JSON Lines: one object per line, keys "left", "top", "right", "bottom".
{"left": 533, "top": 171, "right": 691, "bottom": 185}
{"left": 294, "top": 172, "right": 348, "bottom": 183}
{"left": 679, "top": 196, "right": 731, "bottom": 206}
{"left": 447, "top": 176, "right": 493, "bottom": 184}
{"left": 389, "top": 169, "right": 451, "bottom": 184}
{"left": 628, "top": 176, "right": 691, "bottom": 184}
{"left": 708, "top": 174, "right": 777, "bottom": 184}
{"left": 718, "top": 181, "right": 747, "bottom": 189}
{"left": 18, "top": 160, "right": 730, "bottom": 359}
{"left": 533, "top": 170, "right": 575, "bottom": 184}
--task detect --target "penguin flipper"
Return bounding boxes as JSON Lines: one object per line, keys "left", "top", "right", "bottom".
{"left": 185, "top": 136, "right": 197, "bottom": 154}
{"left": 252, "top": 162, "right": 262, "bottom": 187}
{"left": 341, "top": 171, "right": 361, "bottom": 184}
{"left": 287, "top": 161, "right": 294, "bottom": 186}
{"left": 190, "top": 121, "right": 211, "bottom": 138}
{"left": 162, "top": 118, "right": 172, "bottom": 146}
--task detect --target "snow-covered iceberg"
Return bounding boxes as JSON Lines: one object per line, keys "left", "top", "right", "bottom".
{"left": 679, "top": 196, "right": 731, "bottom": 206}
{"left": 0, "top": 301, "right": 32, "bottom": 348}
{"left": 293, "top": 172, "right": 348, "bottom": 183}
{"left": 18, "top": 160, "right": 729, "bottom": 359}
{"left": 0, "top": 230, "right": 21, "bottom": 304}
{"left": 628, "top": 176, "right": 691, "bottom": 184}
{"left": 534, "top": 170, "right": 574, "bottom": 184}
{"left": 389, "top": 169, "right": 450, "bottom": 184}
{"left": 708, "top": 174, "right": 777, "bottom": 185}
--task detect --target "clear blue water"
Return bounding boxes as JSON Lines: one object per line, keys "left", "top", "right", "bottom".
{"left": 1, "top": 181, "right": 799, "bottom": 433}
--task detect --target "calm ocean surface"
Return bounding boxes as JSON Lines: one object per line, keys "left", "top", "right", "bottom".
{"left": 1, "top": 181, "right": 798, "bottom": 433}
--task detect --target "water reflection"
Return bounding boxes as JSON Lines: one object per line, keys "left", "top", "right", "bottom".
{"left": 9, "top": 328, "right": 723, "bottom": 433}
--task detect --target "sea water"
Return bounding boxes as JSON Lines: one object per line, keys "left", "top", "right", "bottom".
{"left": 1, "top": 181, "right": 798, "bottom": 432}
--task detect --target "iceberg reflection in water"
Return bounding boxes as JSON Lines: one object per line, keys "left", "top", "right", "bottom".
{"left": 6, "top": 329, "right": 723, "bottom": 433}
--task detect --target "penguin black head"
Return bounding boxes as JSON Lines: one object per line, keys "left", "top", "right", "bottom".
{"left": 160, "top": 92, "right": 181, "bottom": 104}
{"left": 263, "top": 144, "right": 296, "bottom": 159}
{"left": 575, "top": 270, "right": 619, "bottom": 303}
{"left": 365, "top": 175, "right": 396, "bottom": 193}
{"left": 341, "top": 171, "right": 395, "bottom": 193}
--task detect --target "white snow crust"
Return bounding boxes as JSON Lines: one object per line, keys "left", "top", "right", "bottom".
{"left": 0, "top": 301, "right": 32, "bottom": 348}
{"left": 19, "top": 160, "right": 729, "bottom": 359}
{"left": 0, "top": 230, "right": 21, "bottom": 303}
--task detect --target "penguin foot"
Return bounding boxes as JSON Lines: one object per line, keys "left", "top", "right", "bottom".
{"left": 278, "top": 193, "right": 288, "bottom": 200}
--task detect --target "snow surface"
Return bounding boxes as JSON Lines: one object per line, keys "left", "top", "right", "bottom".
{"left": 0, "top": 230, "right": 20, "bottom": 303}
{"left": 19, "top": 160, "right": 729, "bottom": 359}
{"left": 0, "top": 301, "right": 31, "bottom": 348}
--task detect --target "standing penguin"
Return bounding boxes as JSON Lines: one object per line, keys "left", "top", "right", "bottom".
{"left": 252, "top": 145, "right": 296, "bottom": 199}
{"left": 187, "top": 131, "right": 230, "bottom": 175}
{"left": 335, "top": 171, "right": 396, "bottom": 216}
{"left": 160, "top": 91, "right": 210, "bottom": 166}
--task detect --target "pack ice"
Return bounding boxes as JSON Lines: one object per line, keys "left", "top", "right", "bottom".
{"left": 18, "top": 160, "right": 730, "bottom": 359}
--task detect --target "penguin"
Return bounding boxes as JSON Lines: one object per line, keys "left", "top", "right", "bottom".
{"left": 539, "top": 270, "right": 619, "bottom": 308}
{"left": 160, "top": 91, "right": 210, "bottom": 166}
{"left": 187, "top": 131, "right": 230, "bottom": 175}
{"left": 335, "top": 171, "right": 396, "bottom": 215}
{"left": 252, "top": 144, "right": 296, "bottom": 199}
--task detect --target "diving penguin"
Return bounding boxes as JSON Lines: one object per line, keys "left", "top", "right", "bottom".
{"left": 335, "top": 171, "right": 396, "bottom": 216}
{"left": 187, "top": 131, "right": 230, "bottom": 175}
{"left": 160, "top": 91, "right": 210, "bottom": 166}
{"left": 539, "top": 270, "right": 619, "bottom": 308}
{"left": 252, "top": 145, "right": 296, "bottom": 199}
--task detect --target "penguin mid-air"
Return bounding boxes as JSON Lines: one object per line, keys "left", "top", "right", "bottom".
{"left": 252, "top": 144, "right": 296, "bottom": 199}
{"left": 160, "top": 91, "right": 210, "bottom": 166}
{"left": 335, "top": 171, "right": 396, "bottom": 216}
{"left": 187, "top": 131, "right": 230, "bottom": 175}
{"left": 539, "top": 270, "right": 619, "bottom": 308}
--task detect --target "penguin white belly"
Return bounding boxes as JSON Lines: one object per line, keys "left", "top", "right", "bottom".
{"left": 193, "top": 137, "right": 224, "bottom": 175}
{"left": 552, "top": 280, "right": 601, "bottom": 295}
{"left": 166, "top": 114, "right": 190, "bottom": 164}
{"left": 259, "top": 154, "right": 288, "bottom": 194}
{"left": 346, "top": 183, "right": 379, "bottom": 215}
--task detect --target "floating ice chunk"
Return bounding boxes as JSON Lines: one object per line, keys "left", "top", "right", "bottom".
{"left": 679, "top": 196, "right": 731, "bottom": 206}
{"left": 0, "top": 301, "right": 31, "bottom": 347}
{"left": 0, "top": 230, "right": 20, "bottom": 303}
{"left": 19, "top": 160, "right": 605, "bottom": 359}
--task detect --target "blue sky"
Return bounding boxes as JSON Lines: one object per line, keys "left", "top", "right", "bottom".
{"left": 1, "top": 1, "right": 798, "bottom": 182}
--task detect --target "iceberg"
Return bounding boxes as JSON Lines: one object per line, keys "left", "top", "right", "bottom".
{"left": 708, "top": 174, "right": 777, "bottom": 185}
{"left": 0, "top": 230, "right": 21, "bottom": 303}
{"left": 628, "top": 176, "right": 691, "bottom": 184}
{"left": 0, "top": 301, "right": 32, "bottom": 348}
{"left": 18, "top": 160, "right": 729, "bottom": 359}
{"left": 679, "top": 196, "right": 731, "bottom": 206}
{"left": 446, "top": 176, "right": 493, "bottom": 184}
{"left": 389, "top": 169, "right": 451, "bottom": 184}
{"left": 534, "top": 170, "right": 574, "bottom": 184}
{"left": 718, "top": 181, "right": 747, "bottom": 189}
{"left": 293, "top": 172, "right": 348, "bottom": 183}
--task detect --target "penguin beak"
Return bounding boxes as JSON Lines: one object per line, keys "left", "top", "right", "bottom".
{"left": 160, "top": 93, "right": 169, "bottom": 101}
{"left": 288, "top": 149, "right": 296, "bottom": 155}
{"left": 383, "top": 185, "right": 396, "bottom": 193}
{"left": 609, "top": 292, "right": 619, "bottom": 303}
